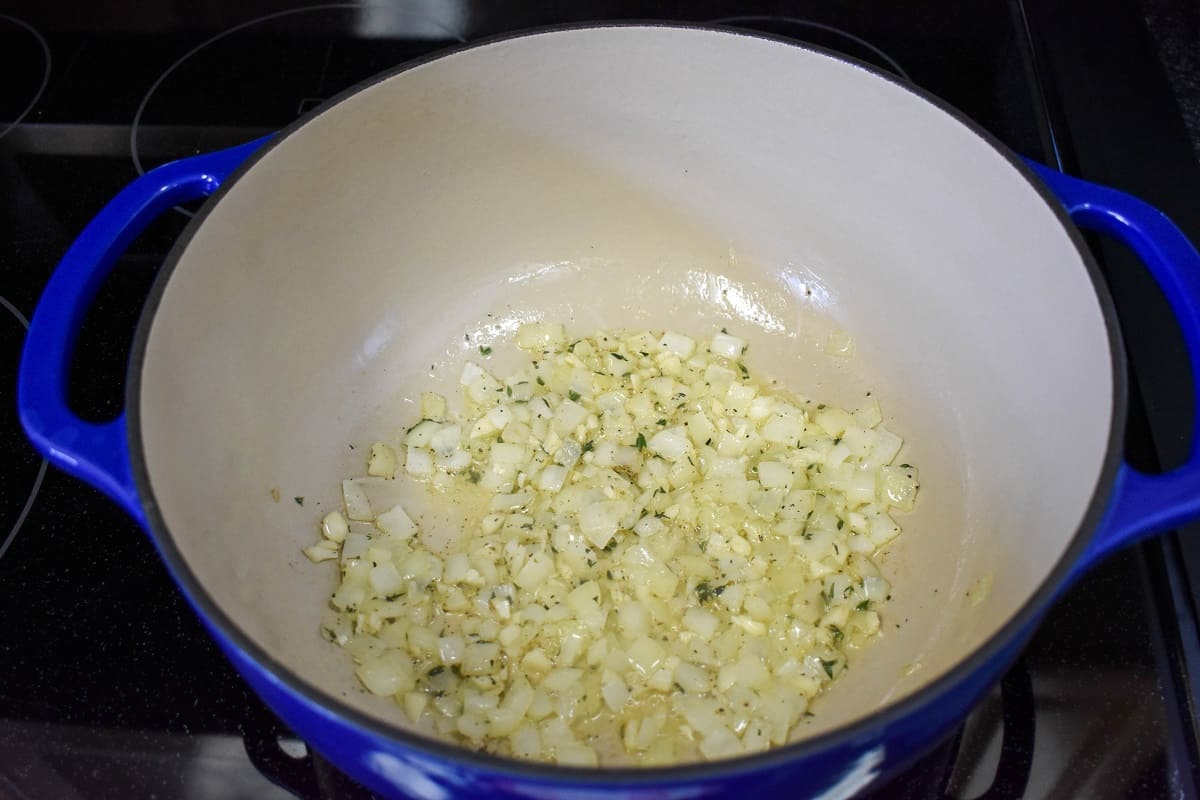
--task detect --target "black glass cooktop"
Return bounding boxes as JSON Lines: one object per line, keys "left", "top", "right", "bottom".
{"left": 3, "top": 1, "right": 1200, "bottom": 797}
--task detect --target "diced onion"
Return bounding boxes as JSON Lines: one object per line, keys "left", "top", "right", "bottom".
{"left": 367, "top": 443, "right": 398, "bottom": 478}
{"left": 376, "top": 504, "right": 418, "bottom": 540}
{"left": 659, "top": 331, "right": 696, "bottom": 358}
{"left": 341, "top": 479, "right": 373, "bottom": 521}
{"left": 303, "top": 325, "right": 918, "bottom": 767}
{"left": 303, "top": 541, "right": 339, "bottom": 563}
{"left": 709, "top": 332, "right": 746, "bottom": 359}
{"left": 320, "top": 511, "right": 349, "bottom": 543}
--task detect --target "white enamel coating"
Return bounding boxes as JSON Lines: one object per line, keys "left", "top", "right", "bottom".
{"left": 137, "top": 27, "right": 1112, "bottom": 752}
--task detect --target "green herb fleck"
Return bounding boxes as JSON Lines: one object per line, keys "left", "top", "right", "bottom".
{"left": 536, "top": 376, "right": 545, "bottom": 386}
{"left": 611, "top": 352, "right": 627, "bottom": 361}
{"left": 837, "top": 519, "right": 844, "bottom": 530}
{"left": 479, "top": 345, "right": 492, "bottom": 356}
{"left": 294, "top": 496, "right": 304, "bottom": 506}
{"left": 899, "top": 463, "right": 912, "bottom": 469}
{"left": 428, "top": 665, "right": 445, "bottom": 677}
{"left": 603, "top": 538, "right": 619, "bottom": 552}
{"left": 635, "top": 433, "right": 647, "bottom": 449}
{"left": 820, "top": 658, "right": 838, "bottom": 678}
{"left": 856, "top": 600, "right": 872, "bottom": 611}
{"left": 582, "top": 440, "right": 595, "bottom": 453}
{"left": 505, "top": 385, "right": 512, "bottom": 397}
{"left": 829, "top": 625, "right": 844, "bottom": 643}
{"left": 657, "top": 418, "right": 667, "bottom": 426}
{"left": 568, "top": 390, "right": 581, "bottom": 402}
{"left": 696, "top": 581, "right": 726, "bottom": 604}
{"left": 467, "top": 470, "right": 481, "bottom": 484}
{"left": 817, "top": 404, "right": 826, "bottom": 410}
{"left": 737, "top": 362, "right": 749, "bottom": 378}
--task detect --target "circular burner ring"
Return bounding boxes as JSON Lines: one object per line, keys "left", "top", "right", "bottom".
{"left": 710, "top": 15, "right": 913, "bottom": 84}
{"left": 0, "top": 13, "right": 52, "bottom": 563}
{"left": 0, "top": 13, "right": 52, "bottom": 141}
{"left": 0, "top": 296, "right": 48, "bottom": 566}
{"left": 130, "top": 2, "right": 466, "bottom": 218}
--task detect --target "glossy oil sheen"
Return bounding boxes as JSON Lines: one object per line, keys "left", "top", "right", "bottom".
{"left": 134, "top": 27, "right": 1113, "bottom": 797}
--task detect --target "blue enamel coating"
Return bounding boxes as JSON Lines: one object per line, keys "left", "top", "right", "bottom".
{"left": 16, "top": 137, "right": 268, "bottom": 525}
{"left": 1027, "top": 162, "right": 1200, "bottom": 576}
{"left": 16, "top": 136, "right": 1200, "bottom": 799}
{"left": 216, "top": 619, "right": 1024, "bottom": 799}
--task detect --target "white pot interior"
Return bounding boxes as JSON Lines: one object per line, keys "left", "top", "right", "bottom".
{"left": 137, "top": 26, "right": 1113, "bottom": 749}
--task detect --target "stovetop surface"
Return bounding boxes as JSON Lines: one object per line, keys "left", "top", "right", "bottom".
{"left": 3, "top": 2, "right": 1200, "bottom": 798}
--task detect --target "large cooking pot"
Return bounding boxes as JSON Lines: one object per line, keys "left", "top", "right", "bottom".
{"left": 18, "top": 24, "right": 1200, "bottom": 799}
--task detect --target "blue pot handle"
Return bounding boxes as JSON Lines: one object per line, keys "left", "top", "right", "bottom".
{"left": 1027, "top": 161, "right": 1200, "bottom": 571}
{"left": 17, "top": 137, "right": 269, "bottom": 525}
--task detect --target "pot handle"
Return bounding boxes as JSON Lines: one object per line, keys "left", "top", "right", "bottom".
{"left": 1027, "top": 162, "right": 1200, "bottom": 571}
{"left": 17, "top": 137, "right": 269, "bottom": 524}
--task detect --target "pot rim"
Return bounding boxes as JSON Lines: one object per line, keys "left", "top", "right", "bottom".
{"left": 125, "top": 21, "right": 1126, "bottom": 785}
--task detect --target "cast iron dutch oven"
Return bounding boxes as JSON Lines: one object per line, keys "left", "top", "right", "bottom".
{"left": 19, "top": 26, "right": 1200, "bottom": 799}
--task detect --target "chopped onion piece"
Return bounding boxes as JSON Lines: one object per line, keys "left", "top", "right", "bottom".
{"left": 340, "top": 532, "right": 369, "bottom": 561}
{"left": 342, "top": 479, "right": 373, "bottom": 521}
{"left": 370, "top": 562, "right": 404, "bottom": 595}
{"left": 303, "top": 541, "right": 339, "bottom": 563}
{"left": 321, "top": 511, "right": 349, "bottom": 542}
{"left": 376, "top": 504, "right": 418, "bottom": 540}
{"left": 405, "top": 420, "right": 442, "bottom": 448}
{"left": 357, "top": 651, "right": 414, "bottom": 696}
{"left": 659, "top": 331, "right": 696, "bottom": 358}
{"left": 709, "top": 332, "right": 747, "bottom": 359}
{"left": 647, "top": 427, "right": 690, "bottom": 462}
{"left": 405, "top": 448, "right": 434, "bottom": 478}
{"left": 516, "top": 322, "right": 567, "bottom": 351}
{"left": 367, "top": 443, "right": 398, "bottom": 478}
{"left": 578, "top": 501, "right": 626, "bottom": 549}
